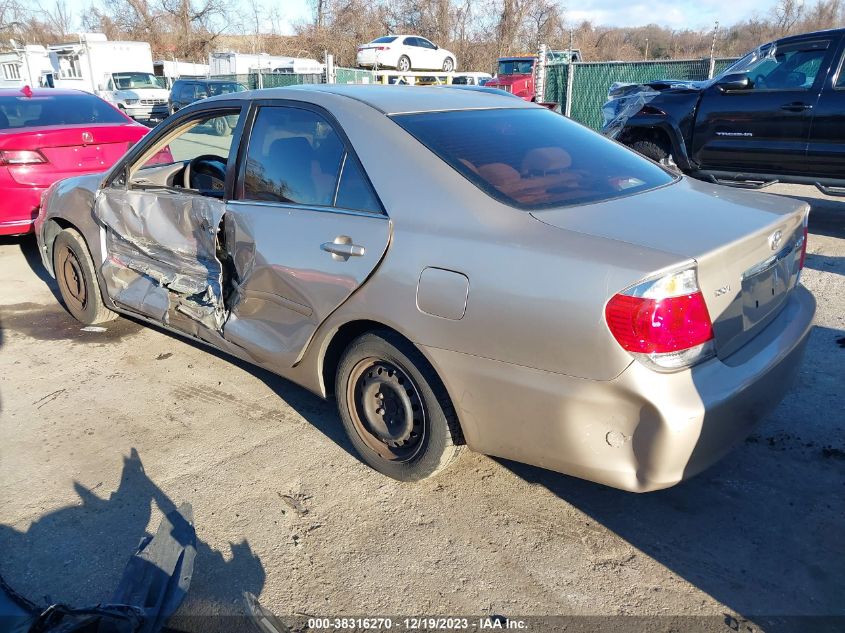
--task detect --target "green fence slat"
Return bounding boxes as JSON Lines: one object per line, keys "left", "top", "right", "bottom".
{"left": 545, "top": 57, "right": 738, "bottom": 129}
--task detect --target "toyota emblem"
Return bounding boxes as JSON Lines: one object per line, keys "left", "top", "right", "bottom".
{"left": 82, "top": 131, "right": 94, "bottom": 145}
{"left": 768, "top": 229, "right": 783, "bottom": 251}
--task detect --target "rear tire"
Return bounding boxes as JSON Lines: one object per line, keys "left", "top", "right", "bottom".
{"left": 53, "top": 228, "right": 117, "bottom": 325}
{"left": 397, "top": 55, "right": 411, "bottom": 72}
{"left": 629, "top": 139, "right": 679, "bottom": 172}
{"left": 335, "top": 331, "right": 463, "bottom": 481}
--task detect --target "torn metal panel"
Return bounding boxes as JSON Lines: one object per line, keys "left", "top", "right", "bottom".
{"left": 601, "top": 85, "right": 663, "bottom": 139}
{"left": 96, "top": 189, "right": 227, "bottom": 331}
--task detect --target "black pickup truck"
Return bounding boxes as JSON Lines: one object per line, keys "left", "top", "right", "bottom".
{"left": 602, "top": 28, "right": 845, "bottom": 194}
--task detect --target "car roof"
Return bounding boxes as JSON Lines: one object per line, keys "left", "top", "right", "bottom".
{"left": 0, "top": 88, "right": 93, "bottom": 97}
{"left": 232, "top": 84, "right": 533, "bottom": 115}
{"left": 179, "top": 78, "right": 239, "bottom": 84}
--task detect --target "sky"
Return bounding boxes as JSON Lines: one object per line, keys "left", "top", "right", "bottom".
{"left": 60, "top": 0, "right": 772, "bottom": 37}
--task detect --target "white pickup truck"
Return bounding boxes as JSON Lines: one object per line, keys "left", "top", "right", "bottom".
{"left": 46, "top": 35, "right": 170, "bottom": 122}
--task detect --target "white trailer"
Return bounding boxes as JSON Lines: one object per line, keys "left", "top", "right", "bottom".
{"left": 268, "top": 57, "right": 324, "bottom": 74}
{"left": 209, "top": 51, "right": 324, "bottom": 76}
{"left": 154, "top": 59, "right": 210, "bottom": 88}
{"left": 46, "top": 34, "right": 171, "bottom": 121}
{"left": 0, "top": 45, "right": 53, "bottom": 88}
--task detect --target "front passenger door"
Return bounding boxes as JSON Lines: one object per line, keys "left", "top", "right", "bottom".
{"left": 95, "top": 107, "right": 243, "bottom": 339}
{"left": 222, "top": 103, "right": 390, "bottom": 369}
{"left": 691, "top": 38, "right": 833, "bottom": 173}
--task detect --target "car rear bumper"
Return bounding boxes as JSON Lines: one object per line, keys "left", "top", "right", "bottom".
{"left": 423, "top": 285, "right": 815, "bottom": 492}
{"left": 0, "top": 185, "right": 42, "bottom": 235}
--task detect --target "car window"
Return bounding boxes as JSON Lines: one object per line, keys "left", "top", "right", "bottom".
{"left": 418, "top": 38, "right": 436, "bottom": 49}
{"left": 372, "top": 36, "right": 397, "bottom": 44}
{"left": 335, "top": 153, "right": 384, "bottom": 214}
{"left": 242, "top": 107, "right": 345, "bottom": 206}
{"left": 405, "top": 37, "right": 421, "bottom": 47}
{"left": 747, "top": 42, "right": 830, "bottom": 91}
{"left": 132, "top": 110, "right": 241, "bottom": 190}
{"left": 393, "top": 108, "right": 674, "bottom": 210}
{"left": 0, "top": 93, "right": 127, "bottom": 129}
{"left": 207, "top": 82, "right": 245, "bottom": 96}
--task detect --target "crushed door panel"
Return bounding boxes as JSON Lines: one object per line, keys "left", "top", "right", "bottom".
{"left": 96, "top": 188, "right": 228, "bottom": 333}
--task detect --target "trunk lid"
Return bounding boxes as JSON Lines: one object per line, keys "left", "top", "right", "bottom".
{"left": 531, "top": 177, "right": 808, "bottom": 359}
{"left": 1, "top": 124, "right": 146, "bottom": 186}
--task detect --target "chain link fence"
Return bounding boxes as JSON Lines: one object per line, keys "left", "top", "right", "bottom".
{"left": 545, "top": 57, "right": 738, "bottom": 130}
{"left": 206, "top": 67, "right": 374, "bottom": 89}
{"left": 335, "top": 67, "right": 377, "bottom": 84}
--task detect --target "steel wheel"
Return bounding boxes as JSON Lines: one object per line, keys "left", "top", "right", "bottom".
{"left": 346, "top": 356, "right": 427, "bottom": 463}
{"left": 56, "top": 244, "right": 88, "bottom": 314}
{"left": 52, "top": 228, "right": 117, "bottom": 325}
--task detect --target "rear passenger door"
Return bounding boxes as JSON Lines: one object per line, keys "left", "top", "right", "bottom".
{"left": 222, "top": 102, "right": 390, "bottom": 368}
{"left": 804, "top": 35, "right": 845, "bottom": 178}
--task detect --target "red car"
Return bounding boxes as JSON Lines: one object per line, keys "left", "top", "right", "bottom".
{"left": 0, "top": 87, "right": 149, "bottom": 236}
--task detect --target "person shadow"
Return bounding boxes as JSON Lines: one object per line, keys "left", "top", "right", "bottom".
{"left": 0, "top": 448, "right": 265, "bottom": 628}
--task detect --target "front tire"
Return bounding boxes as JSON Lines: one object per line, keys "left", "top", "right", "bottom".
{"left": 53, "top": 228, "right": 117, "bottom": 325}
{"left": 397, "top": 55, "right": 411, "bottom": 72}
{"left": 442, "top": 57, "right": 455, "bottom": 72}
{"left": 629, "top": 139, "right": 679, "bottom": 172}
{"left": 335, "top": 331, "right": 463, "bottom": 481}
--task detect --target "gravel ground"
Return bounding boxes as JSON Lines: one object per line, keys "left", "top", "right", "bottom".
{"left": 0, "top": 183, "right": 843, "bottom": 631}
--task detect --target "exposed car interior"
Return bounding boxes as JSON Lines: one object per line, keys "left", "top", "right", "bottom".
{"left": 396, "top": 107, "right": 672, "bottom": 208}
{"left": 129, "top": 112, "right": 238, "bottom": 196}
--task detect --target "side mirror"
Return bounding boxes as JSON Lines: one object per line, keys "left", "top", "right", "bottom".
{"left": 716, "top": 73, "right": 752, "bottom": 92}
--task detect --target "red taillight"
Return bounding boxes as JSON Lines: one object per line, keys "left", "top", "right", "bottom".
{"left": 376, "top": 46, "right": 388, "bottom": 51}
{"left": 605, "top": 267, "right": 715, "bottom": 371}
{"left": 606, "top": 292, "right": 713, "bottom": 353}
{"left": 0, "top": 150, "right": 47, "bottom": 165}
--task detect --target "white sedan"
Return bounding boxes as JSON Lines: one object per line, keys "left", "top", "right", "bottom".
{"left": 356, "top": 35, "right": 457, "bottom": 72}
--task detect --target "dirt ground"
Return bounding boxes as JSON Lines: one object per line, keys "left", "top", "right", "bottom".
{"left": 0, "top": 183, "right": 843, "bottom": 631}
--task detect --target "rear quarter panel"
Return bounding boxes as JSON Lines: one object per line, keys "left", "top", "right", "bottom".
{"left": 292, "top": 93, "right": 688, "bottom": 384}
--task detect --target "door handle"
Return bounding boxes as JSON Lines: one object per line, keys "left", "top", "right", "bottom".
{"left": 321, "top": 235, "right": 366, "bottom": 261}
{"left": 780, "top": 102, "right": 813, "bottom": 112}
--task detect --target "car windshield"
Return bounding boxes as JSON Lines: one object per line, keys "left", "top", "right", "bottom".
{"left": 497, "top": 60, "right": 534, "bottom": 75}
{"left": 0, "top": 94, "right": 127, "bottom": 129}
{"left": 711, "top": 43, "right": 776, "bottom": 83}
{"left": 372, "top": 36, "right": 397, "bottom": 44}
{"left": 113, "top": 72, "right": 164, "bottom": 90}
{"left": 393, "top": 108, "right": 674, "bottom": 210}
{"left": 207, "top": 82, "right": 246, "bottom": 96}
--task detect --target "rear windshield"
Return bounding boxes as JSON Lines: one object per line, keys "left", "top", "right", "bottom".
{"left": 393, "top": 108, "right": 674, "bottom": 210}
{"left": 0, "top": 94, "right": 127, "bottom": 130}
{"left": 208, "top": 82, "right": 246, "bottom": 96}
{"left": 372, "top": 36, "right": 397, "bottom": 44}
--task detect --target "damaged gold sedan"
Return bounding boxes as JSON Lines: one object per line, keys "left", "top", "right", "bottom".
{"left": 35, "top": 85, "right": 814, "bottom": 491}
